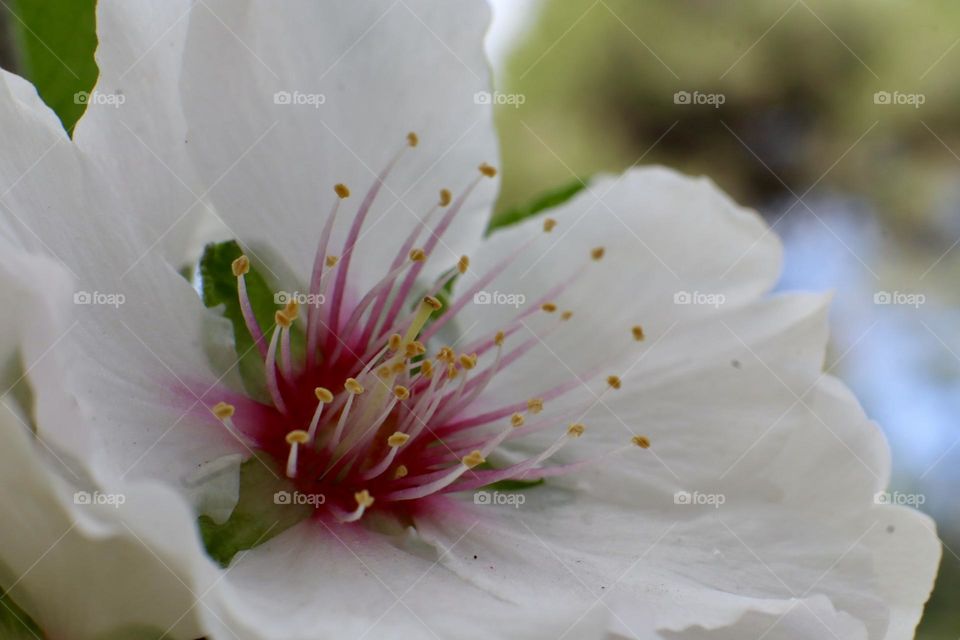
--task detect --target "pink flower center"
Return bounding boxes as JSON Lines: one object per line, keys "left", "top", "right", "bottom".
{"left": 206, "top": 134, "right": 650, "bottom": 523}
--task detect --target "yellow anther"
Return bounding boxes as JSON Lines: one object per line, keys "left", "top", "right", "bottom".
{"left": 463, "top": 450, "right": 486, "bottom": 469}
{"left": 393, "top": 385, "right": 410, "bottom": 400}
{"left": 345, "top": 378, "right": 364, "bottom": 394}
{"left": 387, "top": 432, "right": 411, "bottom": 447}
{"left": 212, "top": 402, "right": 235, "bottom": 420}
{"left": 376, "top": 365, "right": 392, "bottom": 380}
{"left": 325, "top": 255, "right": 339, "bottom": 267}
{"left": 459, "top": 353, "right": 478, "bottom": 370}
{"left": 439, "top": 189, "right": 452, "bottom": 207}
{"left": 407, "top": 132, "right": 419, "bottom": 147}
{"left": 388, "top": 333, "right": 403, "bottom": 351}
{"left": 632, "top": 435, "right": 651, "bottom": 449}
{"left": 283, "top": 300, "right": 300, "bottom": 321}
{"left": 409, "top": 248, "right": 427, "bottom": 262}
{"left": 632, "top": 325, "right": 645, "bottom": 341}
{"left": 285, "top": 430, "right": 310, "bottom": 445}
{"left": 437, "top": 347, "right": 455, "bottom": 363}
{"left": 560, "top": 310, "right": 573, "bottom": 321}
{"left": 231, "top": 255, "right": 250, "bottom": 277}
{"left": 479, "top": 163, "right": 497, "bottom": 178}
{"left": 447, "top": 364, "right": 459, "bottom": 380}
{"left": 391, "top": 361, "right": 406, "bottom": 375}
{"left": 527, "top": 398, "right": 544, "bottom": 414}
{"left": 591, "top": 247, "right": 605, "bottom": 261}
{"left": 458, "top": 255, "right": 469, "bottom": 274}
{"left": 423, "top": 295, "right": 442, "bottom": 311}
{"left": 394, "top": 464, "right": 409, "bottom": 479}
{"left": 411, "top": 341, "right": 426, "bottom": 355}
{"left": 420, "top": 360, "right": 434, "bottom": 378}
{"left": 494, "top": 331, "right": 505, "bottom": 347}
{"left": 567, "top": 423, "right": 585, "bottom": 438}
{"left": 334, "top": 183, "right": 350, "bottom": 199}
{"left": 511, "top": 413, "right": 525, "bottom": 428}
{"left": 275, "top": 310, "right": 293, "bottom": 329}
{"left": 541, "top": 303, "right": 557, "bottom": 313}
{"left": 543, "top": 218, "right": 557, "bottom": 232}
{"left": 607, "top": 375, "right": 622, "bottom": 390}
{"left": 355, "top": 490, "right": 375, "bottom": 508}
{"left": 315, "top": 387, "right": 334, "bottom": 403}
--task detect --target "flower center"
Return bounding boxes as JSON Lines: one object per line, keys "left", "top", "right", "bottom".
{"left": 206, "top": 133, "right": 650, "bottom": 523}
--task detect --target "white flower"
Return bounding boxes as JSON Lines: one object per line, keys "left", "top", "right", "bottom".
{"left": 0, "top": 1, "right": 940, "bottom": 639}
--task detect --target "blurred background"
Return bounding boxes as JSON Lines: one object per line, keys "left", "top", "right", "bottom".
{"left": 1, "top": 0, "right": 957, "bottom": 636}
{"left": 486, "top": 1, "right": 960, "bottom": 637}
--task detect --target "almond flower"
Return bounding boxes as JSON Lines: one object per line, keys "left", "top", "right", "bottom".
{"left": 0, "top": 1, "right": 939, "bottom": 639}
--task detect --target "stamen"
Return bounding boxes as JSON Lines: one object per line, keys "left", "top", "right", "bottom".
{"left": 384, "top": 450, "right": 485, "bottom": 502}
{"left": 332, "top": 490, "right": 375, "bottom": 523}
{"left": 361, "top": 431, "right": 410, "bottom": 480}
{"left": 306, "top": 185, "right": 347, "bottom": 368}
{"left": 329, "top": 378, "right": 364, "bottom": 449}
{"left": 285, "top": 430, "right": 309, "bottom": 478}
{"left": 632, "top": 325, "right": 645, "bottom": 341}
{"left": 265, "top": 311, "right": 290, "bottom": 414}
{"left": 543, "top": 218, "right": 557, "bottom": 232}
{"left": 541, "top": 303, "right": 557, "bottom": 313}
{"left": 211, "top": 402, "right": 239, "bottom": 437}
{"left": 591, "top": 247, "right": 605, "bottom": 261}
{"left": 439, "top": 189, "right": 452, "bottom": 207}
{"left": 632, "top": 435, "right": 651, "bottom": 449}
{"left": 306, "top": 387, "right": 334, "bottom": 443}
{"left": 527, "top": 398, "right": 544, "bottom": 414}
{"left": 458, "top": 255, "right": 469, "bottom": 274}
{"left": 233, "top": 255, "right": 268, "bottom": 358}
{"left": 607, "top": 375, "right": 622, "bottom": 390}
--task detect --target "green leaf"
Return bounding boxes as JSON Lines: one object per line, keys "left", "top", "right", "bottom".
{"left": 489, "top": 179, "right": 588, "bottom": 232}
{"left": 0, "top": 589, "right": 44, "bottom": 639}
{"left": 199, "top": 241, "right": 282, "bottom": 400}
{"left": 481, "top": 477, "right": 545, "bottom": 492}
{"left": 9, "top": 0, "right": 98, "bottom": 134}
{"left": 475, "top": 461, "right": 546, "bottom": 492}
{"left": 199, "top": 453, "right": 313, "bottom": 568}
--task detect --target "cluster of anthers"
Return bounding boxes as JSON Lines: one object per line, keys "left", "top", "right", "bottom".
{"left": 207, "top": 133, "right": 650, "bottom": 523}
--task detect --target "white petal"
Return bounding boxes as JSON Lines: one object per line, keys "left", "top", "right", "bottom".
{"left": 199, "top": 520, "right": 609, "bottom": 640}
{"left": 0, "top": 69, "right": 246, "bottom": 486}
{"left": 72, "top": 0, "right": 218, "bottom": 267}
{"left": 0, "top": 241, "right": 219, "bottom": 640}
{"left": 178, "top": 0, "right": 499, "bottom": 293}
